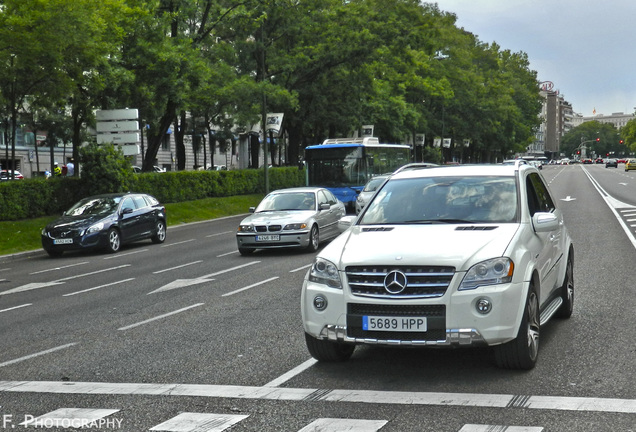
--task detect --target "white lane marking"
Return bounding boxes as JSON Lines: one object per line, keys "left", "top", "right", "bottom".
{"left": 299, "top": 418, "right": 387, "bottom": 432}
{"left": 580, "top": 166, "right": 636, "bottom": 249}
{"left": 117, "top": 303, "right": 205, "bottom": 331}
{"left": 3, "top": 380, "right": 636, "bottom": 414}
{"left": 263, "top": 358, "right": 317, "bottom": 387}
{"left": 150, "top": 412, "right": 248, "bottom": 431}
{"left": 0, "top": 281, "right": 65, "bottom": 296}
{"left": 30, "top": 262, "right": 89, "bottom": 275}
{"left": 290, "top": 264, "right": 312, "bottom": 273}
{"left": 217, "top": 251, "right": 238, "bottom": 257}
{"left": 0, "top": 343, "right": 77, "bottom": 368}
{"left": 153, "top": 261, "right": 202, "bottom": 274}
{"left": 221, "top": 277, "right": 279, "bottom": 297}
{"left": 104, "top": 249, "right": 147, "bottom": 259}
{"left": 459, "top": 426, "right": 543, "bottom": 432}
{"left": 55, "top": 265, "right": 131, "bottom": 282}
{"left": 161, "top": 239, "right": 195, "bottom": 248}
{"left": 150, "top": 261, "right": 260, "bottom": 294}
{"left": 206, "top": 230, "right": 234, "bottom": 238}
{"left": 62, "top": 278, "right": 135, "bottom": 297}
{"left": 21, "top": 408, "right": 120, "bottom": 428}
{"left": 0, "top": 303, "right": 32, "bottom": 313}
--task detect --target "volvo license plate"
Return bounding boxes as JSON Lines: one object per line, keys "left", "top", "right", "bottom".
{"left": 53, "top": 239, "right": 73, "bottom": 245}
{"left": 362, "top": 316, "right": 427, "bottom": 332}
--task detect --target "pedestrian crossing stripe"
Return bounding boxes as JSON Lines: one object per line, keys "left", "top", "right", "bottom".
{"left": 15, "top": 409, "right": 540, "bottom": 432}
{"left": 298, "top": 418, "right": 388, "bottom": 432}
{"left": 20, "top": 408, "right": 120, "bottom": 428}
{"left": 150, "top": 413, "right": 248, "bottom": 431}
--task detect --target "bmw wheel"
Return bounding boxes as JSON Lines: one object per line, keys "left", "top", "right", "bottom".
{"left": 304, "top": 333, "right": 355, "bottom": 362}
{"left": 494, "top": 284, "right": 540, "bottom": 370}
{"left": 151, "top": 220, "right": 166, "bottom": 244}
{"left": 306, "top": 225, "right": 319, "bottom": 252}
{"left": 106, "top": 228, "right": 121, "bottom": 253}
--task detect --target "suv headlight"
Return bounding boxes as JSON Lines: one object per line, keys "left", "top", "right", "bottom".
{"left": 308, "top": 257, "right": 341, "bottom": 288}
{"left": 459, "top": 257, "right": 514, "bottom": 290}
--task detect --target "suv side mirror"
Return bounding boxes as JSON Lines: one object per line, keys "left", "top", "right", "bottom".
{"left": 532, "top": 212, "right": 558, "bottom": 232}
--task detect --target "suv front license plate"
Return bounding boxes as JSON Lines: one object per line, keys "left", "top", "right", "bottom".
{"left": 256, "top": 234, "right": 280, "bottom": 241}
{"left": 362, "top": 316, "right": 427, "bottom": 332}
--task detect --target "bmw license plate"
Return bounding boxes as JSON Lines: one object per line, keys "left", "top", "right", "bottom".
{"left": 255, "top": 234, "right": 280, "bottom": 242}
{"left": 53, "top": 239, "right": 73, "bottom": 245}
{"left": 363, "top": 316, "right": 427, "bottom": 332}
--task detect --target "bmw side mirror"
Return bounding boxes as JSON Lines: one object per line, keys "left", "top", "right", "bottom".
{"left": 249, "top": 207, "right": 256, "bottom": 213}
{"left": 319, "top": 203, "right": 330, "bottom": 211}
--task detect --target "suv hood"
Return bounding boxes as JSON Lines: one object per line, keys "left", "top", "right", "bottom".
{"left": 335, "top": 224, "right": 520, "bottom": 271}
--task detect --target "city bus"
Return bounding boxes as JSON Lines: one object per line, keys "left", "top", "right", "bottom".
{"left": 304, "top": 137, "right": 411, "bottom": 211}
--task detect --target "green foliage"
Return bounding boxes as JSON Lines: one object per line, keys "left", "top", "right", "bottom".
{"left": 561, "top": 121, "right": 626, "bottom": 159}
{"left": 0, "top": 166, "right": 305, "bottom": 221}
{"left": 79, "top": 143, "right": 135, "bottom": 194}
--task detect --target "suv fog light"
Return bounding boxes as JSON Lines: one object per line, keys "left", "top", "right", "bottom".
{"left": 476, "top": 298, "right": 492, "bottom": 314}
{"left": 313, "top": 295, "right": 328, "bottom": 311}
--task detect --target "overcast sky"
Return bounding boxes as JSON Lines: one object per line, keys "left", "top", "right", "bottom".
{"left": 431, "top": 0, "right": 636, "bottom": 117}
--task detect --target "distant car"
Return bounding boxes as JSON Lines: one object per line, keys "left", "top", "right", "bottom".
{"left": 528, "top": 160, "right": 543, "bottom": 170}
{"left": 355, "top": 174, "right": 390, "bottom": 214}
{"left": 236, "top": 187, "right": 346, "bottom": 255}
{"left": 595, "top": 158, "right": 604, "bottom": 164}
{"left": 605, "top": 158, "right": 618, "bottom": 168}
{"left": 0, "top": 169, "right": 24, "bottom": 180}
{"left": 582, "top": 159, "right": 593, "bottom": 164}
{"left": 41, "top": 192, "right": 166, "bottom": 257}
{"left": 206, "top": 165, "right": 227, "bottom": 171}
{"left": 625, "top": 159, "right": 636, "bottom": 171}
{"left": 132, "top": 165, "right": 167, "bottom": 173}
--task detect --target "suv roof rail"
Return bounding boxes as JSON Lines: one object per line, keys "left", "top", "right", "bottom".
{"left": 322, "top": 137, "right": 380, "bottom": 145}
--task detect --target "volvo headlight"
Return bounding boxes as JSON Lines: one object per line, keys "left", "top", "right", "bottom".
{"left": 308, "top": 257, "right": 341, "bottom": 289}
{"left": 85, "top": 222, "right": 104, "bottom": 236}
{"left": 238, "top": 225, "right": 255, "bottom": 232}
{"left": 284, "top": 223, "right": 307, "bottom": 230}
{"left": 459, "top": 257, "right": 514, "bottom": 290}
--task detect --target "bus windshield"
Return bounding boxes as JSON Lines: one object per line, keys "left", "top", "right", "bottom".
{"left": 305, "top": 146, "right": 365, "bottom": 188}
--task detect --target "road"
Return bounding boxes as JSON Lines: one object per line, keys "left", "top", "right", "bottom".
{"left": 1, "top": 163, "right": 635, "bottom": 431}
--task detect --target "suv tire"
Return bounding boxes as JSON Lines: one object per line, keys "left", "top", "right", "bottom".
{"left": 494, "top": 285, "right": 540, "bottom": 370}
{"left": 304, "top": 332, "right": 355, "bottom": 362}
{"left": 556, "top": 253, "right": 574, "bottom": 319}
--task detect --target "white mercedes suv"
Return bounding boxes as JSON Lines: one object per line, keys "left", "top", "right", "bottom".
{"left": 301, "top": 162, "right": 574, "bottom": 369}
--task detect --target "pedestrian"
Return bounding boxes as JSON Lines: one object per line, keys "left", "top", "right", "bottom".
{"left": 53, "top": 162, "right": 62, "bottom": 177}
{"left": 66, "top": 158, "right": 75, "bottom": 176}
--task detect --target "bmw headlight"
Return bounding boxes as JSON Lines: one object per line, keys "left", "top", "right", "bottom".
{"left": 459, "top": 257, "right": 514, "bottom": 290}
{"left": 308, "top": 257, "right": 341, "bottom": 289}
{"left": 238, "top": 225, "right": 255, "bottom": 232}
{"left": 284, "top": 223, "right": 307, "bottom": 230}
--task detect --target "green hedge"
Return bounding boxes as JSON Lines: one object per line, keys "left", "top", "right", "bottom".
{"left": 0, "top": 167, "right": 305, "bottom": 221}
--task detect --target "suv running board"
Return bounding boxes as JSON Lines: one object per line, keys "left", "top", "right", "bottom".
{"left": 540, "top": 297, "right": 563, "bottom": 326}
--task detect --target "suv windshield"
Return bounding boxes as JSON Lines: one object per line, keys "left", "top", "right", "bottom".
{"left": 360, "top": 176, "right": 518, "bottom": 224}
